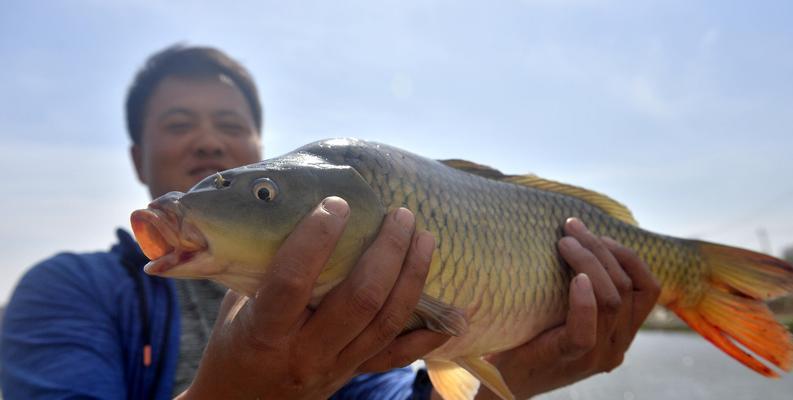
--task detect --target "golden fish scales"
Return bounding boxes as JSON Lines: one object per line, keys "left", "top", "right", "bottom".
{"left": 331, "top": 143, "right": 707, "bottom": 355}
{"left": 131, "top": 138, "right": 793, "bottom": 400}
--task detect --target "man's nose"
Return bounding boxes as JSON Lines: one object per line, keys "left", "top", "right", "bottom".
{"left": 193, "top": 125, "right": 224, "bottom": 157}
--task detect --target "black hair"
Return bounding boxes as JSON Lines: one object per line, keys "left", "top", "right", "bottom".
{"left": 125, "top": 44, "right": 262, "bottom": 144}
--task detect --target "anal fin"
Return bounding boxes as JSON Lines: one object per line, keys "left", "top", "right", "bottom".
{"left": 426, "top": 359, "right": 480, "bottom": 400}
{"left": 455, "top": 356, "right": 515, "bottom": 400}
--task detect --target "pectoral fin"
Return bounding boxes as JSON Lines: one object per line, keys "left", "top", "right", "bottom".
{"left": 409, "top": 293, "right": 468, "bottom": 336}
{"left": 426, "top": 359, "right": 480, "bottom": 400}
{"left": 456, "top": 356, "right": 515, "bottom": 400}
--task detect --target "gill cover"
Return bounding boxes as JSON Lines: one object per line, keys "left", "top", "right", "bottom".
{"left": 173, "top": 152, "right": 388, "bottom": 299}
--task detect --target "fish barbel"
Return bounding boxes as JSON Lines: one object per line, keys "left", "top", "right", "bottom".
{"left": 131, "top": 138, "right": 793, "bottom": 400}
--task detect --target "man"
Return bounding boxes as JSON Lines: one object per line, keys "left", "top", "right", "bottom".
{"left": 1, "top": 45, "right": 660, "bottom": 399}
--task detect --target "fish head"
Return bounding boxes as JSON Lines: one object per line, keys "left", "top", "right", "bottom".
{"left": 130, "top": 152, "right": 386, "bottom": 297}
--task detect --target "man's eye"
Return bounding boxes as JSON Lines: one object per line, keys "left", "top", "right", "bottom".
{"left": 166, "top": 122, "right": 192, "bottom": 133}
{"left": 219, "top": 123, "right": 245, "bottom": 135}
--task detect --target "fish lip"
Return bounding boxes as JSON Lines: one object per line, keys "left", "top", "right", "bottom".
{"left": 130, "top": 208, "right": 174, "bottom": 260}
{"left": 130, "top": 193, "right": 208, "bottom": 274}
{"left": 143, "top": 248, "right": 214, "bottom": 277}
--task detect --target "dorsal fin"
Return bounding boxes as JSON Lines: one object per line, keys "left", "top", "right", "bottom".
{"left": 439, "top": 159, "right": 638, "bottom": 226}
{"left": 439, "top": 159, "right": 507, "bottom": 180}
{"left": 503, "top": 175, "right": 638, "bottom": 226}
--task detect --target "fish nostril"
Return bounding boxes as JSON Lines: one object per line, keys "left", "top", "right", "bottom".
{"left": 213, "top": 172, "right": 232, "bottom": 189}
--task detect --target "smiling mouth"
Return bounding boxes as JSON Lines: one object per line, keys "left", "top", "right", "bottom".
{"left": 130, "top": 193, "right": 209, "bottom": 275}
{"left": 189, "top": 165, "right": 226, "bottom": 178}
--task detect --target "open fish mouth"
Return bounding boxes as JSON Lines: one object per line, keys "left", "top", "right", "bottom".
{"left": 130, "top": 192, "right": 209, "bottom": 276}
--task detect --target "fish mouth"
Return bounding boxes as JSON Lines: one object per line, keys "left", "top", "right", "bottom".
{"left": 130, "top": 192, "right": 210, "bottom": 276}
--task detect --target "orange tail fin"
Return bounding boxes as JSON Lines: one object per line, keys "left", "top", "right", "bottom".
{"left": 669, "top": 242, "right": 793, "bottom": 378}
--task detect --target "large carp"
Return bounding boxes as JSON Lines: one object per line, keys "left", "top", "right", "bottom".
{"left": 131, "top": 138, "right": 793, "bottom": 400}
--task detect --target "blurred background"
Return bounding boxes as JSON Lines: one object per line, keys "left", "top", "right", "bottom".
{"left": 1, "top": 0, "right": 792, "bottom": 397}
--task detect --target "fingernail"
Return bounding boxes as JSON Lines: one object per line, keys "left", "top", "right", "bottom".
{"left": 565, "top": 217, "right": 587, "bottom": 233}
{"left": 559, "top": 236, "right": 581, "bottom": 250}
{"left": 143, "top": 262, "right": 158, "bottom": 275}
{"left": 393, "top": 208, "right": 414, "bottom": 232}
{"left": 575, "top": 273, "right": 591, "bottom": 289}
{"left": 321, "top": 196, "right": 349, "bottom": 217}
{"left": 416, "top": 232, "right": 436, "bottom": 260}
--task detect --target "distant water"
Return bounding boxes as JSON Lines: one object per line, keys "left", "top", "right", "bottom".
{"left": 537, "top": 331, "right": 793, "bottom": 400}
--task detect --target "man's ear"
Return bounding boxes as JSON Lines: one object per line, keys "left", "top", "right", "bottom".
{"left": 131, "top": 144, "right": 147, "bottom": 185}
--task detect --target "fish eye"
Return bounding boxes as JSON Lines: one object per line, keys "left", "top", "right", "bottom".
{"left": 252, "top": 178, "right": 278, "bottom": 202}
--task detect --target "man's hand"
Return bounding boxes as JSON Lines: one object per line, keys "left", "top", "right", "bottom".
{"left": 476, "top": 218, "right": 661, "bottom": 399}
{"left": 179, "top": 197, "right": 450, "bottom": 399}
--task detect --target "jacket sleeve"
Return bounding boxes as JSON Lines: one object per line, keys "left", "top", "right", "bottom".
{"left": 328, "top": 367, "right": 433, "bottom": 400}
{"left": 1, "top": 254, "right": 128, "bottom": 399}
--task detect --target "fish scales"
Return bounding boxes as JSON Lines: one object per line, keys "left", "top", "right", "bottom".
{"left": 308, "top": 141, "right": 764, "bottom": 351}
{"left": 311, "top": 141, "right": 673, "bottom": 353}
{"left": 132, "top": 138, "right": 793, "bottom": 399}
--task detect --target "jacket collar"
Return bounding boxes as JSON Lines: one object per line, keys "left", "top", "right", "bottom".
{"left": 113, "top": 228, "right": 150, "bottom": 268}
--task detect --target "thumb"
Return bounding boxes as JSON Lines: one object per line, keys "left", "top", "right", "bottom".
{"left": 215, "top": 289, "right": 247, "bottom": 328}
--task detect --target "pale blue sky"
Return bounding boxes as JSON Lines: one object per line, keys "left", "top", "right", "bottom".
{"left": 2, "top": 0, "right": 792, "bottom": 301}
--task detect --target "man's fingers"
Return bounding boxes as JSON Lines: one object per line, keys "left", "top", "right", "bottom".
{"left": 341, "top": 231, "right": 436, "bottom": 363}
{"left": 246, "top": 197, "right": 350, "bottom": 338}
{"left": 558, "top": 273, "right": 598, "bottom": 360}
{"left": 561, "top": 218, "right": 631, "bottom": 354}
{"left": 558, "top": 234, "right": 620, "bottom": 316}
{"left": 602, "top": 237, "right": 661, "bottom": 333}
{"left": 357, "top": 329, "right": 451, "bottom": 373}
{"left": 302, "top": 208, "right": 416, "bottom": 354}
{"left": 565, "top": 219, "right": 632, "bottom": 299}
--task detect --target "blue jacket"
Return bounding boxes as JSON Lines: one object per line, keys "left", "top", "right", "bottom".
{"left": 1, "top": 230, "right": 431, "bottom": 399}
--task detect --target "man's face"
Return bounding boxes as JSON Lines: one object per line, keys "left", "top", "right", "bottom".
{"left": 132, "top": 76, "right": 262, "bottom": 199}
